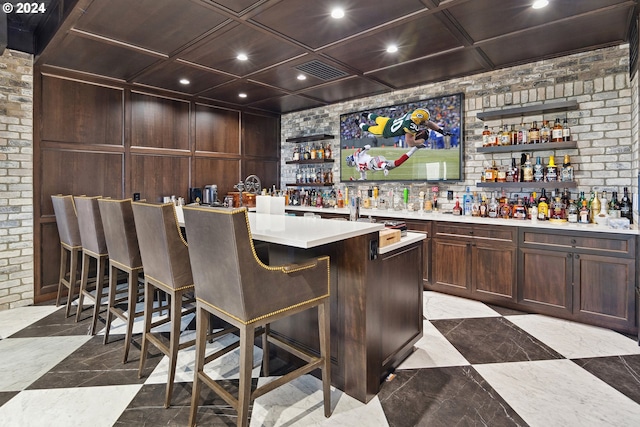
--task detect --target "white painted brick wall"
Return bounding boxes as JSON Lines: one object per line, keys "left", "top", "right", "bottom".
{"left": 0, "top": 49, "right": 34, "bottom": 310}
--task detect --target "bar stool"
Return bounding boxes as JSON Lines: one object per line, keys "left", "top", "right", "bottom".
{"left": 74, "top": 195, "right": 110, "bottom": 335}
{"left": 131, "top": 201, "right": 197, "bottom": 408}
{"left": 51, "top": 194, "right": 83, "bottom": 318}
{"left": 98, "top": 197, "right": 146, "bottom": 363}
{"left": 183, "top": 206, "right": 331, "bottom": 427}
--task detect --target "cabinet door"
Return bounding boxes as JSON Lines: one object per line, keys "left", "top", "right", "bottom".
{"left": 573, "top": 253, "right": 636, "bottom": 333}
{"left": 473, "top": 242, "right": 517, "bottom": 302}
{"left": 431, "top": 238, "right": 471, "bottom": 295}
{"left": 518, "top": 247, "right": 572, "bottom": 315}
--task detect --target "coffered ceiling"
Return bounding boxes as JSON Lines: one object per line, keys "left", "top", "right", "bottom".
{"left": 14, "top": 0, "right": 640, "bottom": 114}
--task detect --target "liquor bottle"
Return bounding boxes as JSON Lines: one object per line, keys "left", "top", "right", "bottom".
{"left": 463, "top": 186, "right": 473, "bottom": 216}
{"left": 517, "top": 123, "right": 529, "bottom": 145}
{"left": 337, "top": 190, "right": 344, "bottom": 208}
{"left": 552, "top": 118, "right": 563, "bottom": 142}
{"left": 537, "top": 189, "right": 549, "bottom": 221}
{"left": 579, "top": 200, "right": 589, "bottom": 223}
{"left": 488, "top": 193, "right": 498, "bottom": 218}
{"left": 293, "top": 145, "right": 300, "bottom": 161}
{"left": 594, "top": 191, "right": 609, "bottom": 225}
{"left": 482, "top": 125, "right": 491, "bottom": 146}
{"left": 560, "top": 154, "right": 574, "bottom": 182}
{"left": 316, "top": 144, "right": 324, "bottom": 160}
{"left": 303, "top": 144, "right": 311, "bottom": 160}
{"left": 480, "top": 195, "right": 488, "bottom": 217}
{"left": 510, "top": 124, "right": 518, "bottom": 145}
{"left": 567, "top": 199, "right": 578, "bottom": 223}
{"left": 540, "top": 120, "right": 551, "bottom": 143}
{"left": 620, "top": 187, "right": 633, "bottom": 223}
{"left": 496, "top": 163, "right": 507, "bottom": 183}
{"left": 545, "top": 155, "right": 558, "bottom": 182}
{"left": 452, "top": 196, "right": 462, "bottom": 215}
{"left": 506, "top": 158, "right": 519, "bottom": 182}
{"left": 513, "top": 198, "right": 527, "bottom": 220}
{"left": 471, "top": 192, "right": 480, "bottom": 217}
{"left": 325, "top": 143, "right": 332, "bottom": 159}
{"left": 562, "top": 118, "right": 571, "bottom": 141}
{"left": 608, "top": 191, "right": 620, "bottom": 218}
{"left": 529, "top": 121, "right": 540, "bottom": 144}
{"left": 522, "top": 154, "right": 534, "bottom": 182}
{"left": 589, "top": 191, "right": 600, "bottom": 224}
{"left": 310, "top": 143, "right": 317, "bottom": 160}
{"left": 499, "top": 191, "right": 512, "bottom": 219}
{"left": 500, "top": 125, "right": 511, "bottom": 146}
{"left": 529, "top": 191, "right": 538, "bottom": 219}
{"left": 551, "top": 197, "right": 566, "bottom": 221}
{"left": 533, "top": 156, "right": 544, "bottom": 182}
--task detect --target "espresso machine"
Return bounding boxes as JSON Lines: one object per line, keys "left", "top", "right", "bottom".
{"left": 202, "top": 185, "right": 218, "bottom": 205}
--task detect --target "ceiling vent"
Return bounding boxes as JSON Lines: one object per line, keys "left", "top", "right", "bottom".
{"left": 294, "top": 60, "right": 348, "bottom": 81}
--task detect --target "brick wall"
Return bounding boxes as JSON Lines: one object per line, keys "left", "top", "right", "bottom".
{"left": 0, "top": 49, "right": 34, "bottom": 310}
{"left": 281, "top": 44, "right": 639, "bottom": 217}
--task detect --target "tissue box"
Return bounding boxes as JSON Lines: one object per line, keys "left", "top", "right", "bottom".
{"left": 609, "top": 218, "right": 630, "bottom": 229}
{"left": 256, "top": 195, "right": 285, "bottom": 215}
{"left": 379, "top": 229, "right": 401, "bottom": 247}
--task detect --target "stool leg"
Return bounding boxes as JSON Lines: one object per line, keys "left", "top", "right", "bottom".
{"left": 238, "top": 324, "right": 255, "bottom": 427}
{"left": 138, "top": 280, "right": 154, "bottom": 379}
{"left": 319, "top": 300, "right": 331, "bottom": 418}
{"left": 103, "top": 264, "right": 117, "bottom": 345}
{"left": 76, "top": 252, "right": 90, "bottom": 323}
{"left": 122, "top": 269, "right": 137, "bottom": 363}
{"left": 90, "top": 256, "right": 107, "bottom": 335}
{"left": 262, "top": 323, "right": 270, "bottom": 376}
{"left": 164, "top": 289, "right": 183, "bottom": 408}
{"left": 188, "top": 304, "right": 208, "bottom": 427}
{"left": 65, "top": 248, "right": 80, "bottom": 318}
{"left": 56, "top": 246, "right": 67, "bottom": 308}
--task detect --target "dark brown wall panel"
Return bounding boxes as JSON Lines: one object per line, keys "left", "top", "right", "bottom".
{"left": 242, "top": 112, "right": 279, "bottom": 158}
{"left": 243, "top": 159, "right": 278, "bottom": 191}
{"left": 130, "top": 154, "right": 191, "bottom": 203}
{"left": 193, "top": 157, "right": 241, "bottom": 197}
{"left": 40, "top": 222, "right": 64, "bottom": 296}
{"left": 131, "top": 93, "right": 190, "bottom": 150}
{"left": 41, "top": 76, "right": 123, "bottom": 145}
{"left": 195, "top": 104, "right": 240, "bottom": 153}
{"left": 40, "top": 149, "right": 124, "bottom": 216}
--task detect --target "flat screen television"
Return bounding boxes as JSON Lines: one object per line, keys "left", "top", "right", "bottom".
{"left": 339, "top": 93, "right": 464, "bottom": 182}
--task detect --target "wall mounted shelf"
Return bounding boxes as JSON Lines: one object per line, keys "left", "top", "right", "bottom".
{"left": 286, "top": 159, "right": 335, "bottom": 165}
{"left": 477, "top": 100, "right": 579, "bottom": 121}
{"left": 477, "top": 182, "right": 577, "bottom": 189}
{"left": 286, "top": 134, "right": 335, "bottom": 143}
{"left": 477, "top": 141, "right": 577, "bottom": 154}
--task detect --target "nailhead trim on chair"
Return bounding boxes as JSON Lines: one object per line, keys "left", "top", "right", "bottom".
{"left": 144, "top": 274, "right": 195, "bottom": 292}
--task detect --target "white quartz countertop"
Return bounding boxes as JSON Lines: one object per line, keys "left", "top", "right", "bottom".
{"left": 247, "top": 212, "right": 384, "bottom": 248}
{"left": 284, "top": 205, "right": 639, "bottom": 235}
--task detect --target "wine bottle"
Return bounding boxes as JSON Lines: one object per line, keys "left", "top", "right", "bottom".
{"left": 620, "top": 187, "right": 633, "bottom": 223}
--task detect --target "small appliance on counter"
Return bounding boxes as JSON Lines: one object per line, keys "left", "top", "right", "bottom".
{"left": 383, "top": 220, "right": 408, "bottom": 237}
{"left": 202, "top": 185, "right": 218, "bottom": 205}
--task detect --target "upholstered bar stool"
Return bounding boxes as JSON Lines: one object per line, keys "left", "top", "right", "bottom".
{"left": 183, "top": 206, "right": 331, "bottom": 427}
{"left": 74, "top": 195, "right": 110, "bottom": 335}
{"left": 131, "top": 201, "right": 197, "bottom": 408}
{"left": 51, "top": 194, "right": 83, "bottom": 318}
{"left": 98, "top": 197, "right": 146, "bottom": 363}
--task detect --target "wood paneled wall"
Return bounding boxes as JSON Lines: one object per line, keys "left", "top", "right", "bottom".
{"left": 34, "top": 70, "right": 280, "bottom": 302}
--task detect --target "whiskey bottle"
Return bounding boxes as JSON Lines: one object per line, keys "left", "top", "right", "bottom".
{"left": 552, "top": 118, "right": 563, "bottom": 142}
{"left": 488, "top": 194, "right": 499, "bottom": 218}
{"left": 579, "top": 200, "right": 589, "bottom": 223}
{"left": 522, "top": 154, "right": 534, "bottom": 182}
{"left": 500, "top": 125, "right": 511, "bottom": 146}
{"left": 480, "top": 195, "right": 488, "bottom": 217}
{"left": 545, "top": 155, "right": 558, "bottom": 182}
{"left": 533, "top": 156, "right": 544, "bottom": 182}
{"left": 324, "top": 143, "right": 332, "bottom": 159}
{"left": 562, "top": 118, "right": 571, "bottom": 141}
{"left": 537, "top": 189, "right": 549, "bottom": 221}
{"left": 529, "top": 121, "right": 540, "bottom": 144}
{"left": 540, "top": 120, "right": 551, "bottom": 143}
{"left": 560, "top": 154, "right": 574, "bottom": 182}
{"left": 517, "top": 123, "right": 529, "bottom": 145}
{"left": 510, "top": 124, "right": 518, "bottom": 145}
{"left": 620, "top": 187, "right": 633, "bottom": 223}
{"left": 567, "top": 200, "right": 578, "bottom": 223}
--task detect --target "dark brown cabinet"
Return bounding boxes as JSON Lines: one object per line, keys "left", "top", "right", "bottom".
{"left": 431, "top": 222, "right": 517, "bottom": 303}
{"left": 519, "top": 228, "right": 637, "bottom": 334}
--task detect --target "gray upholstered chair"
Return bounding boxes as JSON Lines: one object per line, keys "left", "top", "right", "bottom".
{"left": 131, "top": 201, "right": 197, "bottom": 408}
{"left": 51, "top": 194, "right": 83, "bottom": 318}
{"left": 183, "top": 206, "right": 331, "bottom": 427}
{"left": 74, "top": 195, "right": 110, "bottom": 335}
{"left": 98, "top": 197, "right": 146, "bottom": 363}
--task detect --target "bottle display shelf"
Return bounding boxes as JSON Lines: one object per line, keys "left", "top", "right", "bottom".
{"left": 286, "top": 134, "right": 334, "bottom": 143}
{"left": 476, "top": 100, "right": 579, "bottom": 121}
{"left": 286, "top": 159, "right": 335, "bottom": 164}
{"left": 477, "top": 182, "right": 577, "bottom": 189}
{"left": 477, "top": 141, "right": 577, "bottom": 154}
{"left": 286, "top": 183, "right": 335, "bottom": 187}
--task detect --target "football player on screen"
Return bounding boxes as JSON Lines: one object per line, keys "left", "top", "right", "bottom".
{"left": 359, "top": 108, "right": 450, "bottom": 147}
{"left": 345, "top": 144, "right": 425, "bottom": 180}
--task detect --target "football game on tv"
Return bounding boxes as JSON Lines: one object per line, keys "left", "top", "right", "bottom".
{"left": 339, "top": 93, "right": 464, "bottom": 182}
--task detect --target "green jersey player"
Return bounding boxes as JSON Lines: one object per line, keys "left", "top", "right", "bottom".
{"left": 359, "top": 108, "right": 450, "bottom": 147}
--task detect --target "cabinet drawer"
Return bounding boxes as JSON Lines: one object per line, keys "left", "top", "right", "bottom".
{"left": 434, "top": 222, "right": 516, "bottom": 243}
{"left": 434, "top": 223, "right": 474, "bottom": 238}
{"left": 521, "top": 229, "right": 635, "bottom": 257}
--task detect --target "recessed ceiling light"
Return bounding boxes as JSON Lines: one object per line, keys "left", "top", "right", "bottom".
{"left": 179, "top": 78, "right": 190, "bottom": 85}
{"left": 331, "top": 7, "right": 345, "bottom": 19}
{"left": 297, "top": 74, "right": 307, "bottom": 80}
{"left": 237, "top": 53, "right": 248, "bottom": 61}
{"left": 239, "top": 93, "right": 247, "bottom": 98}
{"left": 532, "top": 0, "right": 549, "bottom": 9}
{"left": 386, "top": 44, "right": 398, "bottom": 53}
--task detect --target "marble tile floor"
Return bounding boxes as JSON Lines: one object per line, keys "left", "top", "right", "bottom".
{"left": 1, "top": 291, "right": 639, "bottom": 426}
